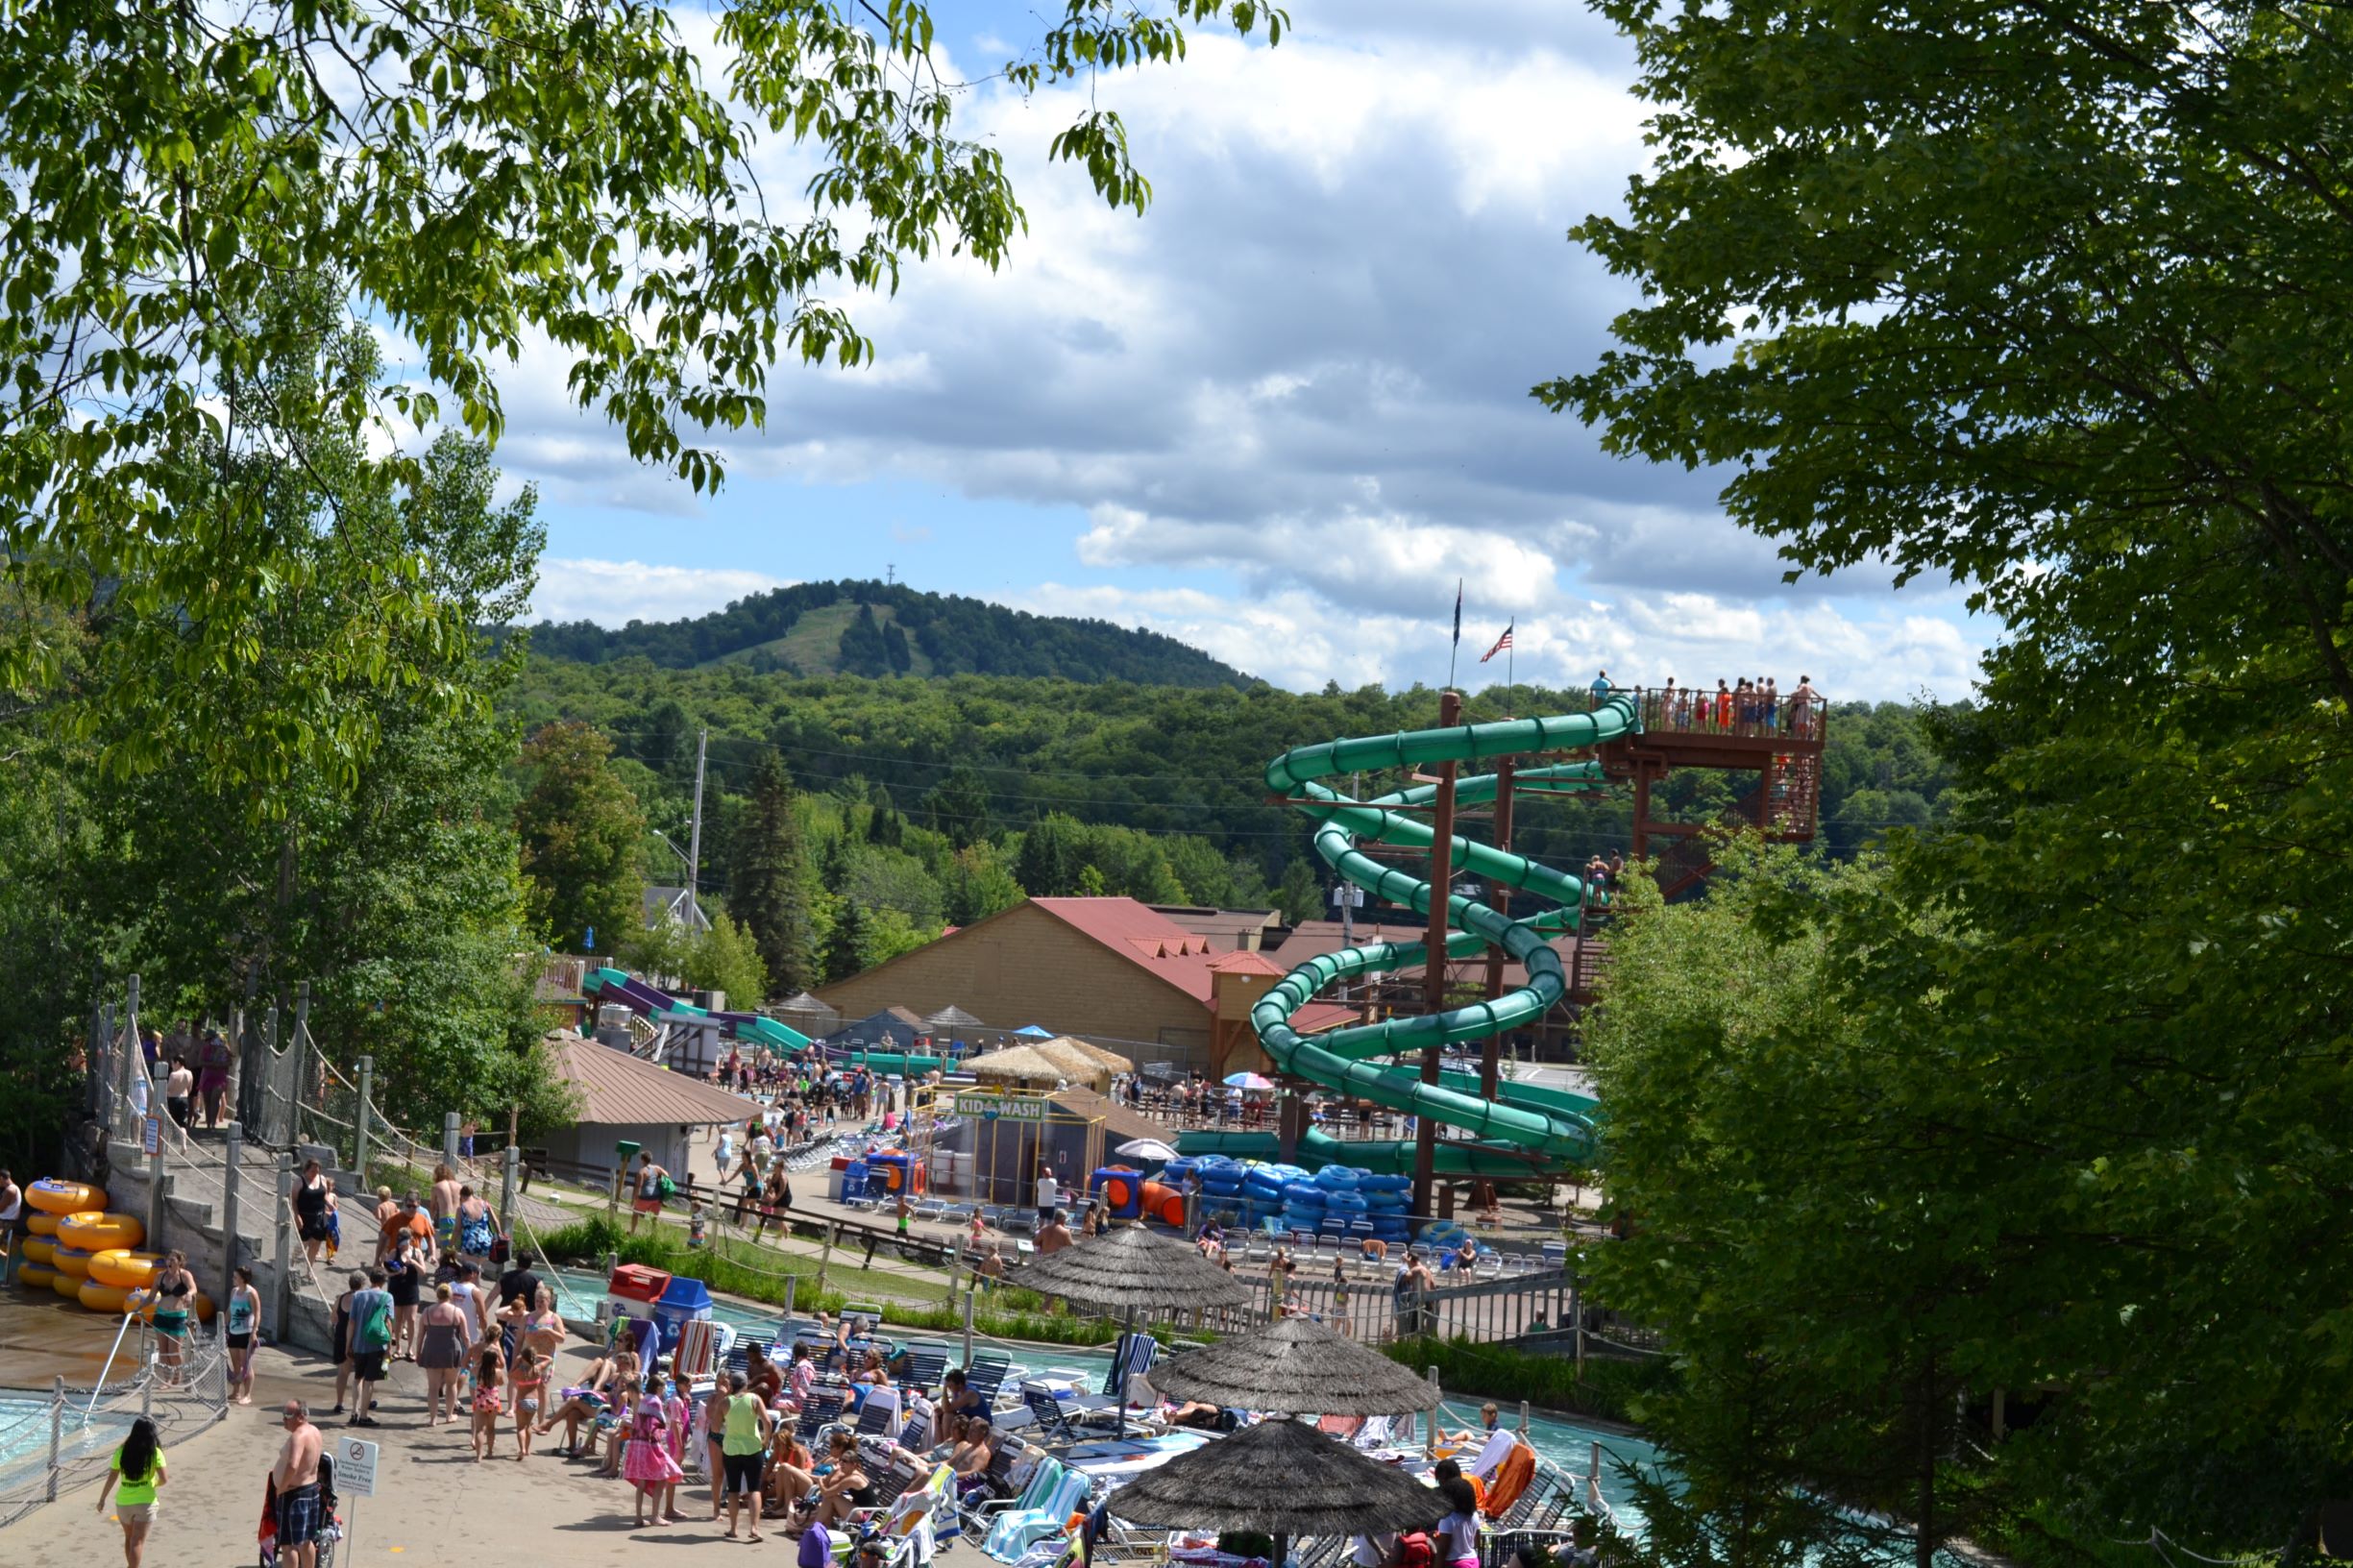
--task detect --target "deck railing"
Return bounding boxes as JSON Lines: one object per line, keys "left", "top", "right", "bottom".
{"left": 1590, "top": 684, "right": 1828, "bottom": 742}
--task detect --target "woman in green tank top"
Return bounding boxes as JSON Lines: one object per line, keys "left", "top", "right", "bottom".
{"left": 719, "top": 1371, "right": 772, "bottom": 1542}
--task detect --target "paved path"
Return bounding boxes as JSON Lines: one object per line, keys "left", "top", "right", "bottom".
{"left": 0, "top": 1335, "right": 768, "bottom": 1567}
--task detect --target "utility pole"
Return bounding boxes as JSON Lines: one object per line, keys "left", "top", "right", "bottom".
{"left": 686, "top": 727, "right": 708, "bottom": 928}
{"left": 1480, "top": 755, "right": 1516, "bottom": 1102}
{"left": 1414, "top": 690, "right": 1462, "bottom": 1221}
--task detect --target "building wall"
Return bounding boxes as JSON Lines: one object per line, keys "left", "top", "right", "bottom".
{"left": 542, "top": 1121, "right": 712, "bottom": 1185}
{"left": 816, "top": 903, "right": 1214, "bottom": 1053}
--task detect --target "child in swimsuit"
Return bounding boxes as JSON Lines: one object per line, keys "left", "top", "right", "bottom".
{"left": 471, "top": 1346, "right": 505, "bottom": 1461}
{"left": 509, "top": 1347, "right": 545, "bottom": 1461}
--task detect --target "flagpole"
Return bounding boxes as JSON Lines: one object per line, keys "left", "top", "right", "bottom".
{"left": 1447, "top": 577, "right": 1461, "bottom": 691}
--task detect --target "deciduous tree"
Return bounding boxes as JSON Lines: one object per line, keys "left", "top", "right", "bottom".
{"left": 516, "top": 722, "right": 646, "bottom": 956}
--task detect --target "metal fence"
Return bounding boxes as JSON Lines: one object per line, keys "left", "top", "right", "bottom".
{"left": 0, "top": 1325, "right": 230, "bottom": 1530}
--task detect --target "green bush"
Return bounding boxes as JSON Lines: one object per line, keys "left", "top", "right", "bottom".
{"left": 528, "top": 1216, "right": 1146, "bottom": 1348}
{"left": 1381, "top": 1335, "right": 1676, "bottom": 1425}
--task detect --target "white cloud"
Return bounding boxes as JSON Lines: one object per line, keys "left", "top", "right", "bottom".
{"left": 528, "top": 558, "right": 793, "bottom": 625}
{"left": 475, "top": 3, "right": 1999, "bottom": 700}
{"left": 1005, "top": 579, "right": 1985, "bottom": 704}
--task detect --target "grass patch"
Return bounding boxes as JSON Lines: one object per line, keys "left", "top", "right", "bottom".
{"left": 530, "top": 1216, "right": 1142, "bottom": 1348}
{"left": 1382, "top": 1335, "right": 1676, "bottom": 1425}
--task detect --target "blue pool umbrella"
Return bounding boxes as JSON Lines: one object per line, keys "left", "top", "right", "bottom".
{"left": 1014, "top": 1024, "right": 1054, "bottom": 1038}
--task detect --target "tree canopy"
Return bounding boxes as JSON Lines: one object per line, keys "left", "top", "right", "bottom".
{"left": 1555, "top": 1, "right": 2353, "bottom": 1558}
{"left": 0, "top": 1, "right": 1280, "bottom": 794}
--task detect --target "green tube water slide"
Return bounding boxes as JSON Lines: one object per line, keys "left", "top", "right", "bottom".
{"left": 1177, "top": 694, "right": 1638, "bottom": 1177}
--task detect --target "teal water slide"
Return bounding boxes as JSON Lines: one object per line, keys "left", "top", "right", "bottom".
{"left": 1176, "top": 695, "right": 1637, "bottom": 1177}
{"left": 581, "top": 967, "right": 813, "bottom": 1053}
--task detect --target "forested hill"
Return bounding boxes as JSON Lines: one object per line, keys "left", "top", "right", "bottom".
{"left": 512, "top": 579, "right": 1251, "bottom": 688}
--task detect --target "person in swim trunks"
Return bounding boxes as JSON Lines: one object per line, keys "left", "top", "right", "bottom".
{"left": 272, "top": 1400, "right": 324, "bottom": 1568}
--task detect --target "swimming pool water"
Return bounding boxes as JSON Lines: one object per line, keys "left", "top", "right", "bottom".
{"left": 0, "top": 1393, "right": 132, "bottom": 1498}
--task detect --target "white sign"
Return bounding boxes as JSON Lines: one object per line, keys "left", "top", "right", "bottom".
{"left": 953, "top": 1093, "right": 1045, "bottom": 1121}
{"left": 335, "top": 1435, "right": 379, "bottom": 1497}
{"left": 140, "top": 1117, "right": 161, "bottom": 1156}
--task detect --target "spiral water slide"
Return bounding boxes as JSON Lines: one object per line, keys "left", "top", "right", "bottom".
{"left": 1176, "top": 694, "right": 1638, "bottom": 1178}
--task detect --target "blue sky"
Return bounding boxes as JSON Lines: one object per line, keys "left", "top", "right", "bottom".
{"left": 505, "top": 1, "right": 1996, "bottom": 699}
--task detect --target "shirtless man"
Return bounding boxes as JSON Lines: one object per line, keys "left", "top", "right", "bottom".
{"left": 1035, "top": 1210, "right": 1073, "bottom": 1256}
{"left": 271, "top": 1400, "right": 325, "bottom": 1568}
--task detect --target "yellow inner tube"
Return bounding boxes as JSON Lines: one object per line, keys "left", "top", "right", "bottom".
{"left": 25, "top": 1212, "right": 61, "bottom": 1237}
{"left": 50, "top": 1246, "right": 99, "bottom": 1280}
{"left": 50, "top": 1269, "right": 86, "bottom": 1299}
{"left": 21, "top": 1237, "right": 55, "bottom": 1266}
{"left": 18, "top": 1263, "right": 57, "bottom": 1289}
{"left": 25, "top": 1179, "right": 106, "bottom": 1215}
{"left": 87, "top": 1250, "right": 160, "bottom": 1289}
{"left": 78, "top": 1280, "right": 135, "bottom": 1313}
{"left": 53, "top": 1246, "right": 108, "bottom": 1280}
{"left": 58, "top": 1213, "right": 146, "bottom": 1252}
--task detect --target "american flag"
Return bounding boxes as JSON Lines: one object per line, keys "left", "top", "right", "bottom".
{"left": 1480, "top": 623, "right": 1514, "bottom": 663}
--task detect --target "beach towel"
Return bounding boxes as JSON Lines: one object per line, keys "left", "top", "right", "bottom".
{"left": 1480, "top": 1441, "right": 1536, "bottom": 1519}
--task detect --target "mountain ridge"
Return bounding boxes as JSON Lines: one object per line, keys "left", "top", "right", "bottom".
{"left": 513, "top": 578, "right": 1254, "bottom": 688}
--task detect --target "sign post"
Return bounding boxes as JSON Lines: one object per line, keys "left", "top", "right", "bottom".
{"left": 335, "top": 1433, "right": 378, "bottom": 1558}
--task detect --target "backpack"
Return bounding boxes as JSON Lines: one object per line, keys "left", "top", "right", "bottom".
{"left": 1397, "top": 1534, "right": 1435, "bottom": 1568}
{"left": 656, "top": 1174, "right": 677, "bottom": 1201}
{"left": 356, "top": 1291, "right": 392, "bottom": 1353}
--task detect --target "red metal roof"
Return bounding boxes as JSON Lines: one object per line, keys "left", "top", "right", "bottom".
{"left": 1028, "top": 899, "right": 1360, "bottom": 1035}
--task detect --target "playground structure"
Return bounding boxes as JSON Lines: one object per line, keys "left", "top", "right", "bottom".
{"left": 581, "top": 966, "right": 812, "bottom": 1071}
{"left": 1179, "top": 685, "right": 1827, "bottom": 1215}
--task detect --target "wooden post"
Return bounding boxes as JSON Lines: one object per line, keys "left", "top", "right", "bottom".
{"left": 1414, "top": 689, "right": 1462, "bottom": 1220}
{"left": 220, "top": 1121, "right": 243, "bottom": 1308}
{"left": 1480, "top": 754, "right": 1515, "bottom": 1102}
{"left": 1425, "top": 1367, "right": 1441, "bottom": 1458}
{"left": 271, "top": 1150, "right": 294, "bottom": 1338}
{"left": 817, "top": 1221, "right": 837, "bottom": 1295}
{"left": 354, "top": 1055, "right": 374, "bottom": 1183}
{"left": 962, "top": 1287, "right": 976, "bottom": 1365}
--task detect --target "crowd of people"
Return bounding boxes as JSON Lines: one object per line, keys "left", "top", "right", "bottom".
{"left": 1606, "top": 672, "right": 1825, "bottom": 739}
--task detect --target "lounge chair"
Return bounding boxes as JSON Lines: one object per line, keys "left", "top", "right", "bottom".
{"left": 982, "top": 1461, "right": 1091, "bottom": 1562}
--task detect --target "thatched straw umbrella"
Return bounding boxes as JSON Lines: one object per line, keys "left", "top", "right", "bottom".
{"left": 1018, "top": 1223, "right": 1251, "bottom": 1435}
{"left": 1145, "top": 1313, "right": 1439, "bottom": 1417}
{"left": 965, "top": 1041, "right": 1112, "bottom": 1091}
{"left": 1041, "top": 1035, "right": 1135, "bottom": 1077}
{"left": 1107, "top": 1415, "right": 1442, "bottom": 1563}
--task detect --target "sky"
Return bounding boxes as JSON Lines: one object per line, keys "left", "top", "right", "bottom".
{"left": 502, "top": 0, "right": 1996, "bottom": 702}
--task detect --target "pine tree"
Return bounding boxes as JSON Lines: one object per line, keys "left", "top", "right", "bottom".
{"left": 729, "top": 751, "right": 816, "bottom": 994}
{"left": 837, "top": 602, "right": 891, "bottom": 676}
{"left": 821, "top": 897, "right": 868, "bottom": 982}
{"left": 1276, "top": 859, "right": 1325, "bottom": 925}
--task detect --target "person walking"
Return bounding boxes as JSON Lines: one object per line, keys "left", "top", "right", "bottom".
{"left": 418, "top": 1282, "right": 471, "bottom": 1424}
{"left": 270, "top": 1400, "right": 324, "bottom": 1568}
{"left": 628, "top": 1151, "right": 671, "bottom": 1236}
{"left": 385, "top": 1224, "right": 428, "bottom": 1360}
{"left": 292, "top": 1160, "right": 334, "bottom": 1264}
{"left": 225, "top": 1264, "right": 261, "bottom": 1405}
{"left": 718, "top": 1369, "right": 773, "bottom": 1542}
{"left": 346, "top": 1266, "right": 394, "bottom": 1426}
{"left": 198, "top": 1029, "right": 233, "bottom": 1130}
{"left": 95, "top": 1414, "right": 166, "bottom": 1568}
{"left": 469, "top": 1343, "right": 507, "bottom": 1460}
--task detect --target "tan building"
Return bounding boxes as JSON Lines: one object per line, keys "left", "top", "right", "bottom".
{"left": 816, "top": 897, "right": 1352, "bottom": 1076}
